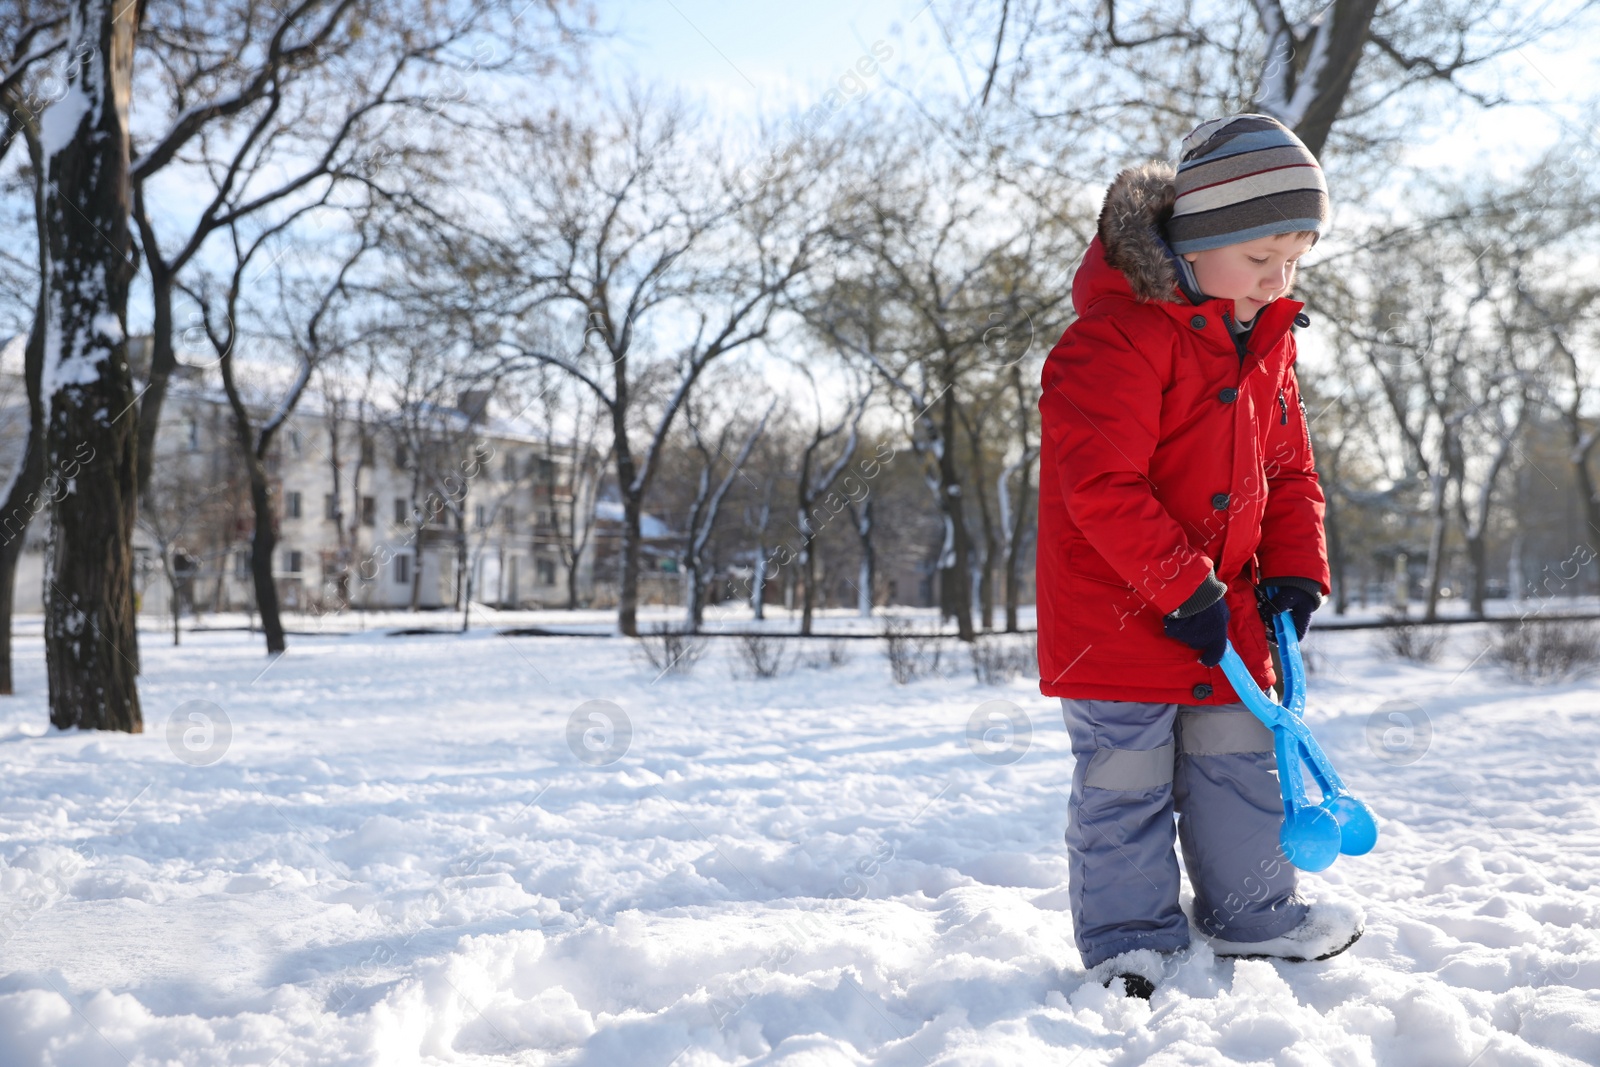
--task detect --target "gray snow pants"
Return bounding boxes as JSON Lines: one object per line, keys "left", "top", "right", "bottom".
{"left": 1060, "top": 697, "right": 1309, "bottom": 968}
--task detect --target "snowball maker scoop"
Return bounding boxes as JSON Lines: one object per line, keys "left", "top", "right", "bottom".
{"left": 1216, "top": 598, "right": 1379, "bottom": 872}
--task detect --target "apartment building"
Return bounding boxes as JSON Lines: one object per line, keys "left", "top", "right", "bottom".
{"left": 0, "top": 337, "right": 603, "bottom": 618}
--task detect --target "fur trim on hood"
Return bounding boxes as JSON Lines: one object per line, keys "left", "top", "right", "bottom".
{"left": 1096, "top": 161, "right": 1181, "bottom": 303}
{"left": 1094, "top": 160, "right": 1305, "bottom": 308}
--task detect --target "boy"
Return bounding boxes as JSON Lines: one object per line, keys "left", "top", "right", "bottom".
{"left": 1036, "top": 114, "right": 1363, "bottom": 999}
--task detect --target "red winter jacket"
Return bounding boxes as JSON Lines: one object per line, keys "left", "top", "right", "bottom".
{"left": 1037, "top": 161, "right": 1330, "bottom": 704}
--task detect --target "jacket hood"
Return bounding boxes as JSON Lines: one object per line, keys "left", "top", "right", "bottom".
{"left": 1072, "top": 160, "right": 1305, "bottom": 324}
{"left": 1096, "top": 161, "right": 1184, "bottom": 304}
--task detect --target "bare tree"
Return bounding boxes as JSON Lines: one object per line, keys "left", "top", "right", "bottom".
{"left": 138, "top": 462, "right": 233, "bottom": 645}
{"left": 188, "top": 203, "right": 377, "bottom": 654}
{"left": 0, "top": 54, "right": 50, "bottom": 696}
{"left": 682, "top": 395, "right": 775, "bottom": 631}
{"left": 793, "top": 369, "right": 868, "bottom": 635}
{"left": 742, "top": 461, "right": 784, "bottom": 622}
{"left": 128, "top": 0, "right": 581, "bottom": 500}
{"left": 36, "top": 0, "right": 142, "bottom": 731}
{"left": 949, "top": 0, "right": 1596, "bottom": 163}
{"left": 844, "top": 493, "right": 875, "bottom": 618}
{"left": 807, "top": 124, "right": 1070, "bottom": 641}
{"left": 998, "top": 360, "right": 1037, "bottom": 632}
{"left": 484, "top": 96, "right": 832, "bottom": 635}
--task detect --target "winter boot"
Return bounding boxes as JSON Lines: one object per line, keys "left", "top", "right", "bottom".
{"left": 1090, "top": 947, "right": 1180, "bottom": 999}
{"left": 1104, "top": 972, "right": 1155, "bottom": 999}
{"left": 1207, "top": 899, "right": 1364, "bottom": 962}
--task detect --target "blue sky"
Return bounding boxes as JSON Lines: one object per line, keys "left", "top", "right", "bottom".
{"left": 591, "top": 0, "right": 955, "bottom": 126}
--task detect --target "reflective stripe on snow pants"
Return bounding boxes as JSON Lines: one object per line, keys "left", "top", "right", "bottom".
{"left": 1178, "top": 710, "right": 1274, "bottom": 755}
{"left": 1059, "top": 697, "right": 1307, "bottom": 968}
{"left": 1082, "top": 742, "right": 1175, "bottom": 790}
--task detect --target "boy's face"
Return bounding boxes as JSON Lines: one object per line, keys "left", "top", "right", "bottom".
{"left": 1181, "top": 232, "right": 1315, "bottom": 325}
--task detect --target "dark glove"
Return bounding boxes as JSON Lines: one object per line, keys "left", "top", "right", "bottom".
{"left": 1164, "top": 596, "right": 1230, "bottom": 667}
{"left": 1257, "top": 578, "right": 1323, "bottom": 641}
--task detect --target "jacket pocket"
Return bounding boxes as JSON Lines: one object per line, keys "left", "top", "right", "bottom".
{"left": 1068, "top": 540, "right": 1134, "bottom": 588}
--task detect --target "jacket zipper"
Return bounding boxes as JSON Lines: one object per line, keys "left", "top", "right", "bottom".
{"left": 1220, "top": 308, "right": 1250, "bottom": 360}
{"left": 1278, "top": 390, "right": 1288, "bottom": 424}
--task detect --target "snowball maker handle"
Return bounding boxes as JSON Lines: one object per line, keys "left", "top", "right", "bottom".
{"left": 1215, "top": 595, "right": 1379, "bottom": 870}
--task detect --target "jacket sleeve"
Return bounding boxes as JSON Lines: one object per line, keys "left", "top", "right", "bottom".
{"left": 1255, "top": 352, "right": 1331, "bottom": 594}
{"left": 1040, "top": 314, "right": 1218, "bottom": 617}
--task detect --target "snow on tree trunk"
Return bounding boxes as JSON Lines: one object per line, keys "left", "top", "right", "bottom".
{"left": 856, "top": 497, "right": 874, "bottom": 619}
{"left": 751, "top": 548, "right": 766, "bottom": 621}
{"left": 39, "top": 0, "right": 143, "bottom": 732}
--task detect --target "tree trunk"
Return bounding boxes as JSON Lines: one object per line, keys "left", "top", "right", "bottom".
{"left": 1003, "top": 364, "right": 1034, "bottom": 634}
{"left": 1571, "top": 440, "right": 1600, "bottom": 561}
{"left": 799, "top": 524, "right": 817, "bottom": 635}
{"left": 619, "top": 493, "right": 641, "bottom": 636}
{"left": 460, "top": 534, "right": 471, "bottom": 633}
{"left": 1464, "top": 531, "right": 1488, "bottom": 619}
{"left": 454, "top": 522, "right": 466, "bottom": 613}
{"left": 1325, "top": 486, "right": 1349, "bottom": 615}
{"left": 977, "top": 539, "right": 996, "bottom": 632}
{"left": 1257, "top": 0, "right": 1383, "bottom": 157}
{"left": 937, "top": 391, "right": 975, "bottom": 641}
{"left": 751, "top": 544, "right": 767, "bottom": 620}
{"left": 408, "top": 463, "right": 424, "bottom": 611}
{"left": 40, "top": 0, "right": 143, "bottom": 732}
{"left": 854, "top": 497, "right": 874, "bottom": 619}
{"left": 1420, "top": 470, "right": 1448, "bottom": 621}
{"left": 684, "top": 559, "right": 704, "bottom": 631}
{"left": 168, "top": 563, "right": 181, "bottom": 646}
{"left": 0, "top": 247, "right": 49, "bottom": 696}
{"left": 133, "top": 238, "right": 175, "bottom": 500}
{"left": 247, "top": 468, "right": 286, "bottom": 654}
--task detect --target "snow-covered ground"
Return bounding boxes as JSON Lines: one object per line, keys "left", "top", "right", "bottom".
{"left": 1, "top": 609, "right": 1598, "bottom": 1066}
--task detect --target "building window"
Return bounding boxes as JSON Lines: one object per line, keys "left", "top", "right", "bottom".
{"left": 394, "top": 497, "right": 409, "bottom": 525}
{"left": 359, "top": 436, "right": 375, "bottom": 467}
{"left": 502, "top": 506, "right": 514, "bottom": 531}
{"left": 288, "top": 429, "right": 303, "bottom": 455}
{"left": 474, "top": 504, "right": 487, "bottom": 529}
{"left": 286, "top": 491, "right": 302, "bottom": 519}
{"left": 396, "top": 442, "right": 410, "bottom": 468}
{"left": 361, "top": 496, "right": 376, "bottom": 527}
{"left": 187, "top": 416, "right": 201, "bottom": 451}
{"left": 395, "top": 554, "right": 411, "bottom": 584}
{"left": 324, "top": 494, "right": 338, "bottom": 522}
{"left": 533, "top": 455, "right": 553, "bottom": 481}
{"left": 235, "top": 551, "right": 250, "bottom": 581}
{"left": 503, "top": 453, "right": 516, "bottom": 481}
{"left": 283, "top": 549, "right": 303, "bottom": 573}
{"left": 536, "top": 558, "right": 556, "bottom": 585}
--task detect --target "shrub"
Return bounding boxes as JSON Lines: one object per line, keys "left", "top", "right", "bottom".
{"left": 969, "top": 634, "right": 1038, "bottom": 685}
{"left": 798, "top": 637, "right": 853, "bottom": 670}
{"left": 825, "top": 637, "right": 852, "bottom": 667}
{"left": 633, "top": 625, "right": 706, "bottom": 676}
{"left": 1378, "top": 613, "right": 1449, "bottom": 664}
{"left": 1487, "top": 618, "right": 1600, "bottom": 684}
{"left": 734, "top": 633, "right": 789, "bottom": 679}
{"left": 882, "top": 616, "right": 945, "bottom": 685}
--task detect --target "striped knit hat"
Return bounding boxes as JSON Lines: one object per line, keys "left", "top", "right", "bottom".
{"left": 1165, "top": 114, "right": 1328, "bottom": 254}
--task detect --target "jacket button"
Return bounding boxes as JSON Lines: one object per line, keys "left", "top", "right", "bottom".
{"left": 1189, "top": 315, "right": 1206, "bottom": 329}
{"left": 1193, "top": 683, "right": 1213, "bottom": 700}
{"left": 1211, "top": 492, "right": 1230, "bottom": 509}
{"left": 1219, "top": 387, "right": 1238, "bottom": 403}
